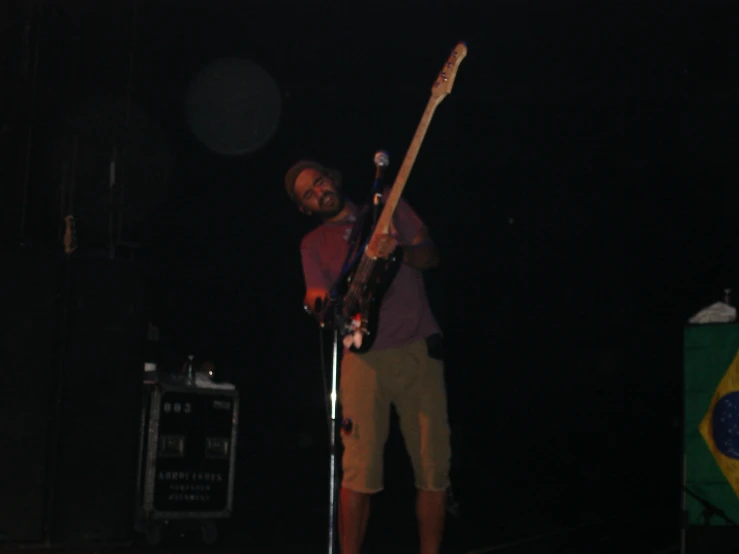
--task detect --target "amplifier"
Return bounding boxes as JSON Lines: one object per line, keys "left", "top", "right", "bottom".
{"left": 135, "top": 378, "right": 238, "bottom": 544}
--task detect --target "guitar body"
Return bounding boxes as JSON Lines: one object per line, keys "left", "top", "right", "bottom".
{"left": 321, "top": 203, "right": 404, "bottom": 354}
{"left": 334, "top": 252, "right": 405, "bottom": 354}
{"left": 338, "top": 217, "right": 405, "bottom": 354}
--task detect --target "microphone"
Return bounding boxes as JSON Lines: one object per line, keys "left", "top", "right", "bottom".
{"left": 374, "top": 150, "right": 389, "bottom": 180}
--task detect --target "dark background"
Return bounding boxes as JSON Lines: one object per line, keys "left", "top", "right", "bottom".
{"left": 1, "top": 0, "right": 738, "bottom": 551}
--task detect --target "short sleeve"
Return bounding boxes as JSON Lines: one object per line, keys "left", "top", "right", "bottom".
{"left": 300, "top": 234, "right": 331, "bottom": 291}
{"left": 392, "top": 198, "right": 427, "bottom": 245}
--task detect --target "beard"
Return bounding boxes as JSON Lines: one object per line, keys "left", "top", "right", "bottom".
{"left": 316, "top": 191, "right": 345, "bottom": 219}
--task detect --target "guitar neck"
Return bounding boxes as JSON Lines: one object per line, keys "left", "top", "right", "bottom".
{"left": 369, "top": 41, "right": 467, "bottom": 239}
{"left": 373, "top": 98, "right": 442, "bottom": 235}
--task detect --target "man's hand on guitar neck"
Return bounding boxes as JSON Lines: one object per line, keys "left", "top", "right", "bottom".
{"left": 365, "top": 224, "right": 440, "bottom": 271}
{"left": 365, "top": 231, "right": 399, "bottom": 260}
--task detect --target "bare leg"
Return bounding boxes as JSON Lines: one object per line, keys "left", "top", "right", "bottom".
{"left": 340, "top": 487, "right": 371, "bottom": 554}
{"left": 417, "top": 489, "right": 447, "bottom": 554}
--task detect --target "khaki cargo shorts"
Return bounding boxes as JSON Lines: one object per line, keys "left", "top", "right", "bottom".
{"left": 339, "top": 338, "right": 451, "bottom": 493}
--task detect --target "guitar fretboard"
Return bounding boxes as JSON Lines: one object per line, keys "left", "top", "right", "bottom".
{"left": 372, "top": 98, "right": 442, "bottom": 238}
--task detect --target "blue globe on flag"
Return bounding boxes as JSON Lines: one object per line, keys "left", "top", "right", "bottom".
{"left": 712, "top": 392, "right": 739, "bottom": 460}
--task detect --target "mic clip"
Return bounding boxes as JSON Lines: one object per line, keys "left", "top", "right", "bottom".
{"left": 372, "top": 150, "right": 389, "bottom": 195}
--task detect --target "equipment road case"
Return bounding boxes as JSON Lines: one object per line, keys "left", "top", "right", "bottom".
{"left": 134, "top": 376, "right": 239, "bottom": 545}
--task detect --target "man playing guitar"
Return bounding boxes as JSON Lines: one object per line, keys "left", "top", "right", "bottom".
{"left": 285, "top": 158, "right": 451, "bottom": 554}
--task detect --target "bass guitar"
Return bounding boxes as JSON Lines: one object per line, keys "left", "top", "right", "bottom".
{"left": 322, "top": 41, "right": 467, "bottom": 353}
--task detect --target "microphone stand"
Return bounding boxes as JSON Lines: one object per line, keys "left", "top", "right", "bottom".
{"left": 326, "top": 292, "right": 341, "bottom": 554}
{"left": 312, "top": 152, "right": 389, "bottom": 554}
{"left": 303, "top": 293, "right": 340, "bottom": 554}
{"left": 322, "top": 272, "right": 358, "bottom": 554}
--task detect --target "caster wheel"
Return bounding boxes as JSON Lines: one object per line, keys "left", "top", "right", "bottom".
{"left": 200, "top": 521, "right": 218, "bottom": 545}
{"left": 145, "top": 523, "right": 163, "bottom": 546}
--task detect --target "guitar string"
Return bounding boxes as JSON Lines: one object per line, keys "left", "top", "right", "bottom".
{"left": 342, "top": 255, "right": 378, "bottom": 323}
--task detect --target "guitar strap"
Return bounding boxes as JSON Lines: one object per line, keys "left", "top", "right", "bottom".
{"left": 325, "top": 203, "right": 372, "bottom": 308}
{"left": 339, "top": 203, "right": 370, "bottom": 276}
{"left": 326, "top": 195, "right": 384, "bottom": 310}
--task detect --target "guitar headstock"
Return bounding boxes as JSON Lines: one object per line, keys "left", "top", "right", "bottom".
{"left": 431, "top": 41, "right": 468, "bottom": 99}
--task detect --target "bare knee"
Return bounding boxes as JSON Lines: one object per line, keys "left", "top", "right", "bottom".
{"left": 341, "top": 463, "right": 384, "bottom": 494}
{"left": 341, "top": 486, "right": 373, "bottom": 504}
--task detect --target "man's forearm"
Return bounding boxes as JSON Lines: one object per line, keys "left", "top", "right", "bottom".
{"left": 402, "top": 241, "right": 440, "bottom": 271}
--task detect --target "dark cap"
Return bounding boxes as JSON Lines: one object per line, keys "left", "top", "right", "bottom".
{"left": 284, "top": 159, "right": 341, "bottom": 202}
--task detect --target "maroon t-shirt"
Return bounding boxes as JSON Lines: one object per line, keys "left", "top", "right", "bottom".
{"left": 300, "top": 199, "right": 441, "bottom": 352}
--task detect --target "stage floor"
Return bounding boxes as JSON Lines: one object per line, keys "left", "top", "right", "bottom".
{"left": 0, "top": 519, "right": 680, "bottom": 554}
{"left": 0, "top": 440, "right": 682, "bottom": 554}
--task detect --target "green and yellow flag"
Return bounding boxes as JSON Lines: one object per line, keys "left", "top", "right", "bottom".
{"left": 700, "top": 348, "right": 739, "bottom": 498}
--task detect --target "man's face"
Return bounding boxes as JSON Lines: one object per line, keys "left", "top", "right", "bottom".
{"left": 293, "top": 167, "right": 344, "bottom": 218}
